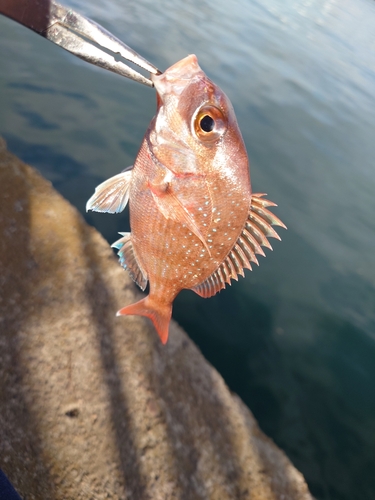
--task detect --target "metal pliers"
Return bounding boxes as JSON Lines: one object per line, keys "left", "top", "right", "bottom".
{"left": 0, "top": 0, "right": 160, "bottom": 87}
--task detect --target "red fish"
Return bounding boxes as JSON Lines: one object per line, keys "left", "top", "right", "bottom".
{"left": 87, "top": 54, "right": 286, "bottom": 344}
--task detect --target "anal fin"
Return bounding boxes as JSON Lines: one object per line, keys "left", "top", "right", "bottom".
{"left": 111, "top": 232, "right": 148, "bottom": 291}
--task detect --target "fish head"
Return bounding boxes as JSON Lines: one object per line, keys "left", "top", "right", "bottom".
{"left": 150, "top": 54, "right": 250, "bottom": 185}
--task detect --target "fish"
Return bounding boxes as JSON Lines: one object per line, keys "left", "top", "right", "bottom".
{"left": 87, "top": 54, "right": 286, "bottom": 344}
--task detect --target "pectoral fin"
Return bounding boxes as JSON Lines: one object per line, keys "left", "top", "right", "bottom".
{"left": 86, "top": 167, "right": 133, "bottom": 214}
{"left": 150, "top": 181, "right": 211, "bottom": 255}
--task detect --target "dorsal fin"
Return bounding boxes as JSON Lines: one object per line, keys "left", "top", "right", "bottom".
{"left": 86, "top": 168, "right": 133, "bottom": 214}
{"left": 192, "top": 193, "right": 286, "bottom": 298}
{"left": 111, "top": 232, "right": 148, "bottom": 291}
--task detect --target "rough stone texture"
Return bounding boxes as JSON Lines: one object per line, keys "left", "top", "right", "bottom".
{"left": 0, "top": 137, "right": 313, "bottom": 500}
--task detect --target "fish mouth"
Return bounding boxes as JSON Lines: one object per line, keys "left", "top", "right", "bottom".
{"left": 151, "top": 54, "right": 203, "bottom": 99}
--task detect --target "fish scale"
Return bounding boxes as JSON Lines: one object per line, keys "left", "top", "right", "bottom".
{"left": 131, "top": 144, "right": 247, "bottom": 294}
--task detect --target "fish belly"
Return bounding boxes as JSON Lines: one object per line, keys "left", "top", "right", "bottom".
{"left": 129, "top": 147, "right": 250, "bottom": 297}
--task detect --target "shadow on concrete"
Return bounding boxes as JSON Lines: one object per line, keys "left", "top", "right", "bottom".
{"left": 0, "top": 139, "right": 55, "bottom": 498}
{"left": 81, "top": 226, "right": 148, "bottom": 498}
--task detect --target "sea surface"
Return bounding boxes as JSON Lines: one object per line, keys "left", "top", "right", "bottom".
{"left": 1, "top": 0, "right": 375, "bottom": 498}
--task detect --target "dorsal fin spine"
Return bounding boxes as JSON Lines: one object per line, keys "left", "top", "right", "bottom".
{"left": 203, "top": 280, "right": 210, "bottom": 296}
{"left": 86, "top": 170, "right": 132, "bottom": 214}
{"left": 234, "top": 243, "right": 251, "bottom": 271}
{"left": 208, "top": 274, "right": 216, "bottom": 291}
{"left": 237, "top": 236, "right": 254, "bottom": 264}
{"left": 230, "top": 250, "right": 244, "bottom": 277}
{"left": 234, "top": 245, "right": 248, "bottom": 270}
{"left": 249, "top": 212, "right": 281, "bottom": 240}
{"left": 242, "top": 228, "right": 265, "bottom": 257}
{"left": 251, "top": 194, "right": 277, "bottom": 208}
{"left": 202, "top": 279, "right": 210, "bottom": 296}
{"left": 222, "top": 259, "right": 231, "bottom": 281}
{"left": 239, "top": 231, "right": 259, "bottom": 265}
{"left": 212, "top": 273, "right": 221, "bottom": 293}
{"left": 245, "top": 220, "right": 272, "bottom": 250}
{"left": 208, "top": 276, "right": 216, "bottom": 295}
{"left": 251, "top": 203, "right": 286, "bottom": 228}
{"left": 226, "top": 255, "right": 238, "bottom": 281}
{"left": 237, "top": 239, "right": 253, "bottom": 271}
{"left": 217, "top": 266, "right": 226, "bottom": 286}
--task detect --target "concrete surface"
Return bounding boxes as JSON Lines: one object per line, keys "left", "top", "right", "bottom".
{"left": 0, "top": 137, "right": 313, "bottom": 500}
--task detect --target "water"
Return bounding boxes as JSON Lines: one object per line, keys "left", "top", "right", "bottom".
{"left": 1, "top": 0, "right": 375, "bottom": 498}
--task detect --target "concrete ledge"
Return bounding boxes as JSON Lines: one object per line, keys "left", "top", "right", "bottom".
{"left": 0, "top": 137, "right": 312, "bottom": 499}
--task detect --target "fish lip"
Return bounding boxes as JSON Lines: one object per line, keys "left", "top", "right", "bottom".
{"left": 151, "top": 54, "right": 202, "bottom": 99}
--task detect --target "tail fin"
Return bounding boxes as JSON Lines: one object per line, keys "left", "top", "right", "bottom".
{"left": 117, "top": 295, "right": 172, "bottom": 344}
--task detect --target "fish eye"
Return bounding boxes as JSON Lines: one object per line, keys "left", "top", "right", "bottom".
{"left": 193, "top": 105, "right": 227, "bottom": 143}
{"left": 200, "top": 115, "right": 215, "bottom": 132}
